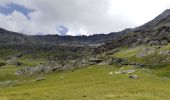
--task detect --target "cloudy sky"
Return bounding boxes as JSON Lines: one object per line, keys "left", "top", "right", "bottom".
{"left": 0, "top": 0, "right": 170, "bottom": 35}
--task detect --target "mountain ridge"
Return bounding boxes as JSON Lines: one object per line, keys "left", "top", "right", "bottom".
{"left": 0, "top": 27, "right": 131, "bottom": 46}
{"left": 95, "top": 9, "right": 170, "bottom": 53}
{"left": 1, "top": 9, "right": 170, "bottom": 48}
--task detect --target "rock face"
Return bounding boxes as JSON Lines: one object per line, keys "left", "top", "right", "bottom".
{"left": 15, "top": 58, "right": 92, "bottom": 75}
{"left": 15, "top": 64, "right": 61, "bottom": 75}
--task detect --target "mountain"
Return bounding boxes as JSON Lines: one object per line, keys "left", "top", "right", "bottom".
{"left": 0, "top": 27, "right": 131, "bottom": 47}
{"left": 1, "top": 9, "right": 170, "bottom": 56}
{"left": 0, "top": 28, "right": 30, "bottom": 45}
{"left": 135, "top": 9, "right": 170, "bottom": 31}
{"left": 95, "top": 9, "right": 170, "bottom": 53}
{"left": 2, "top": 9, "right": 170, "bottom": 100}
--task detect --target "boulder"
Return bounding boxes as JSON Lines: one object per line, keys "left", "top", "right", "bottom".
{"left": 158, "top": 50, "right": 170, "bottom": 55}
{"left": 115, "top": 69, "right": 135, "bottom": 74}
{"left": 129, "top": 75, "right": 139, "bottom": 79}
{"left": 35, "top": 77, "right": 45, "bottom": 82}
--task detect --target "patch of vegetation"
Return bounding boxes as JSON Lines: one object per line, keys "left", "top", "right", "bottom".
{"left": 113, "top": 46, "right": 144, "bottom": 58}
{"left": 0, "top": 61, "right": 6, "bottom": 66}
{"left": 155, "top": 66, "right": 170, "bottom": 77}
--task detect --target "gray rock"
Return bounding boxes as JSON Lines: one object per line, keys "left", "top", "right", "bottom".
{"left": 158, "top": 50, "right": 170, "bottom": 55}
{"left": 129, "top": 75, "right": 139, "bottom": 79}
{"left": 115, "top": 69, "right": 135, "bottom": 74}
{"left": 16, "top": 64, "right": 61, "bottom": 75}
{"left": 35, "top": 77, "right": 45, "bottom": 82}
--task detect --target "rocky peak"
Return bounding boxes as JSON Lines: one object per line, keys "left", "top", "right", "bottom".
{"left": 158, "top": 9, "right": 170, "bottom": 19}
{"left": 135, "top": 9, "right": 170, "bottom": 31}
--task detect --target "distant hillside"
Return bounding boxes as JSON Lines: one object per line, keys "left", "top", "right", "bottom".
{"left": 0, "top": 27, "right": 131, "bottom": 46}
{"left": 0, "top": 28, "right": 30, "bottom": 45}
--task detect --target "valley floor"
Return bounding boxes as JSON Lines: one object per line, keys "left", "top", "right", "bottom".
{"left": 0, "top": 65, "right": 170, "bottom": 100}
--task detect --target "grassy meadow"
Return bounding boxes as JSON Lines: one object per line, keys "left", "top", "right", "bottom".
{"left": 0, "top": 65, "right": 170, "bottom": 100}
{"left": 0, "top": 45, "right": 170, "bottom": 100}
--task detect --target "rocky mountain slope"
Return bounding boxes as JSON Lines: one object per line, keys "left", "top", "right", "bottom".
{"left": 95, "top": 9, "right": 170, "bottom": 53}
{"left": 0, "top": 28, "right": 30, "bottom": 45}
{"left": 1, "top": 9, "right": 170, "bottom": 72}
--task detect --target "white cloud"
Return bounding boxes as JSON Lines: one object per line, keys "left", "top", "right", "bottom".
{"left": 0, "top": 0, "right": 170, "bottom": 35}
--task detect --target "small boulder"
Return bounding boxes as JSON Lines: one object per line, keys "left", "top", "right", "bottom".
{"left": 128, "top": 75, "right": 139, "bottom": 79}
{"left": 35, "top": 77, "right": 45, "bottom": 82}
{"left": 108, "top": 72, "right": 113, "bottom": 75}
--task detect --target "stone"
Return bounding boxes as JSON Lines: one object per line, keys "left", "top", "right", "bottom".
{"left": 122, "top": 69, "right": 135, "bottom": 74}
{"left": 15, "top": 62, "right": 22, "bottom": 66}
{"left": 108, "top": 72, "right": 113, "bottom": 75}
{"left": 115, "top": 69, "right": 135, "bottom": 75}
{"left": 158, "top": 50, "right": 170, "bottom": 55}
{"left": 35, "top": 77, "right": 45, "bottom": 82}
{"left": 129, "top": 75, "right": 139, "bottom": 79}
{"left": 115, "top": 71, "right": 121, "bottom": 74}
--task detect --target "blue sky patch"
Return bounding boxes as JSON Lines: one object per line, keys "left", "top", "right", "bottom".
{"left": 0, "top": 3, "right": 34, "bottom": 19}
{"left": 58, "top": 25, "right": 69, "bottom": 35}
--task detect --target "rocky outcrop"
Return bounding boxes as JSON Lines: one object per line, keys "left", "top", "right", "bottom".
{"left": 15, "top": 64, "right": 62, "bottom": 75}
{"left": 94, "top": 10, "right": 170, "bottom": 54}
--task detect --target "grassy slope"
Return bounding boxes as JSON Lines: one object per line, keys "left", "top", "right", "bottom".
{"left": 113, "top": 46, "right": 144, "bottom": 58}
{"left": 1, "top": 45, "right": 170, "bottom": 100}
{"left": 0, "top": 65, "right": 170, "bottom": 100}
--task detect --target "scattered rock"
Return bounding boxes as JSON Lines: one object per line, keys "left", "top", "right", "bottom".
{"left": 158, "top": 50, "right": 170, "bottom": 55}
{"left": 122, "top": 69, "right": 135, "bottom": 74}
{"left": 108, "top": 72, "right": 113, "bottom": 75}
{"left": 115, "top": 69, "right": 135, "bottom": 75}
{"left": 16, "top": 54, "right": 23, "bottom": 58}
{"left": 129, "top": 75, "right": 139, "bottom": 79}
{"left": 15, "top": 62, "right": 22, "bottom": 66}
{"left": 115, "top": 71, "right": 121, "bottom": 74}
{"left": 35, "top": 77, "right": 45, "bottom": 82}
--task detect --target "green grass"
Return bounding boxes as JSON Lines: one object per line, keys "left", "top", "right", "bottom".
{"left": 1, "top": 45, "right": 170, "bottom": 100}
{"left": 0, "top": 65, "right": 170, "bottom": 100}
{"left": 155, "top": 66, "right": 170, "bottom": 77}
{"left": 113, "top": 46, "right": 144, "bottom": 58}
{"left": 0, "top": 49, "right": 20, "bottom": 59}
{"left": 112, "top": 44, "right": 170, "bottom": 69}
